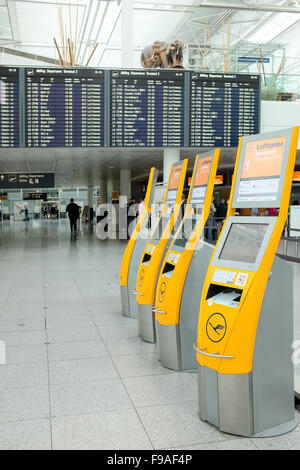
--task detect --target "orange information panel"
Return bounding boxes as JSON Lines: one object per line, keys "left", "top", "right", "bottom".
{"left": 237, "top": 136, "right": 287, "bottom": 203}
{"left": 168, "top": 164, "right": 183, "bottom": 190}
{"left": 241, "top": 136, "right": 286, "bottom": 179}
{"left": 194, "top": 155, "right": 213, "bottom": 187}
{"left": 190, "top": 155, "right": 213, "bottom": 204}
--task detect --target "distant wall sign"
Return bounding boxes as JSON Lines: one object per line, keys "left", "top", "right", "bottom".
{"left": 0, "top": 173, "right": 55, "bottom": 189}
{"left": 238, "top": 57, "right": 270, "bottom": 63}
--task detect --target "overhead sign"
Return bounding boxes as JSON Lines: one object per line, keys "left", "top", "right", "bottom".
{"left": 238, "top": 56, "right": 270, "bottom": 63}
{"left": 0, "top": 173, "right": 55, "bottom": 189}
{"left": 23, "top": 192, "right": 48, "bottom": 200}
{"left": 293, "top": 171, "right": 300, "bottom": 182}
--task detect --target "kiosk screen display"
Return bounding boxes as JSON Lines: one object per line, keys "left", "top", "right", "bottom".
{"left": 190, "top": 155, "right": 213, "bottom": 204}
{"left": 237, "top": 136, "right": 286, "bottom": 203}
{"left": 219, "top": 223, "right": 268, "bottom": 263}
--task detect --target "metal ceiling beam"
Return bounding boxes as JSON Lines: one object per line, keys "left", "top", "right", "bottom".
{"left": 135, "top": 1, "right": 300, "bottom": 14}
{"left": 0, "top": 46, "right": 60, "bottom": 64}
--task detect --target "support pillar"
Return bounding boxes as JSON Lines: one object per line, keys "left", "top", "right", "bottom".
{"left": 163, "top": 148, "right": 181, "bottom": 182}
{"left": 88, "top": 185, "right": 94, "bottom": 222}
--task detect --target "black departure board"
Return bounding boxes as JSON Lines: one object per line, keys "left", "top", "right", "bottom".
{"left": 110, "top": 69, "right": 185, "bottom": 147}
{"left": 0, "top": 67, "right": 19, "bottom": 147}
{"left": 190, "top": 73, "right": 260, "bottom": 147}
{"left": 25, "top": 68, "right": 105, "bottom": 147}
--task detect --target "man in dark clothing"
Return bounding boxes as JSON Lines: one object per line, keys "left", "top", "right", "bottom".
{"left": 66, "top": 199, "right": 79, "bottom": 233}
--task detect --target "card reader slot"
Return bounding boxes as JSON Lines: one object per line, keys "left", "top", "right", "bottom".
{"left": 206, "top": 284, "right": 243, "bottom": 308}
{"left": 162, "top": 262, "right": 175, "bottom": 275}
{"left": 142, "top": 253, "right": 152, "bottom": 265}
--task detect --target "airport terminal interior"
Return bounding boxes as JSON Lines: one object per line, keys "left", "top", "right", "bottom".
{"left": 2, "top": 0, "right": 300, "bottom": 452}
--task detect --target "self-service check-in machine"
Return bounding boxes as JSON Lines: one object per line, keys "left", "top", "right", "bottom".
{"left": 194, "top": 127, "right": 300, "bottom": 437}
{"left": 134, "top": 159, "right": 188, "bottom": 343}
{"left": 120, "top": 167, "right": 158, "bottom": 319}
{"left": 154, "top": 150, "right": 220, "bottom": 370}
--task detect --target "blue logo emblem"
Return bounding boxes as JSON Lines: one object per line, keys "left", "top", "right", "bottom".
{"left": 206, "top": 313, "right": 227, "bottom": 343}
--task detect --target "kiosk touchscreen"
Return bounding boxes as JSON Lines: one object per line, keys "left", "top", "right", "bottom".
{"left": 194, "top": 127, "right": 300, "bottom": 437}
{"left": 154, "top": 150, "right": 220, "bottom": 370}
{"left": 120, "top": 167, "right": 158, "bottom": 318}
{"left": 134, "top": 159, "right": 188, "bottom": 343}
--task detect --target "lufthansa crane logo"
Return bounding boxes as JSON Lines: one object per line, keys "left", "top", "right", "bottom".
{"left": 139, "top": 269, "right": 145, "bottom": 288}
{"left": 206, "top": 313, "right": 227, "bottom": 343}
{"left": 159, "top": 282, "right": 166, "bottom": 303}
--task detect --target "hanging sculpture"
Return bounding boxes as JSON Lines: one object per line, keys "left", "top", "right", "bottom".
{"left": 141, "top": 40, "right": 184, "bottom": 69}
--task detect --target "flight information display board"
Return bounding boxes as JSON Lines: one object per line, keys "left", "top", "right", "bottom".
{"left": 0, "top": 67, "right": 19, "bottom": 147}
{"left": 25, "top": 68, "right": 105, "bottom": 147}
{"left": 190, "top": 73, "right": 260, "bottom": 147}
{"left": 110, "top": 69, "right": 185, "bottom": 147}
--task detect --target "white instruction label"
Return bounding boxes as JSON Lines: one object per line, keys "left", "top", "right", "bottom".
{"left": 235, "top": 272, "right": 248, "bottom": 287}
{"left": 146, "top": 244, "right": 155, "bottom": 255}
{"left": 212, "top": 269, "right": 236, "bottom": 285}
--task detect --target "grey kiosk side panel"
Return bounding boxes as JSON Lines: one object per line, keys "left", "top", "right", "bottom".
{"left": 157, "top": 240, "right": 214, "bottom": 370}
{"left": 123, "top": 168, "right": 158, "bottom": 319}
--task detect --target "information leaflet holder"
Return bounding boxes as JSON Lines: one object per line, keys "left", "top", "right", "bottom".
{"left": 120, "top": 167, "right": 158, "bottom": 318}
{"left": 135, "top": 159, "right": 188, "bottom": 343}
{"left": 195, "top": 127, "right": 300, "bottom": 437}
{"left": 154, "top": 149, "right": 220, "bottom": 370}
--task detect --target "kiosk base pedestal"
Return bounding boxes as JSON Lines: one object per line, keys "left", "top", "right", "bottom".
{"left": 137, "top": 304, "right": 156, "bottom": 343}
{"left": 156, "top": 322, "right": 181, "bottom": 370}
{"left": 120, "top": 285, "right": 130, "bottom": 317}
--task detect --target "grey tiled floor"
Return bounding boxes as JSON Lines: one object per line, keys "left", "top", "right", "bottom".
{"left": 0, "top": 219, "right": 299, "bottom": 450}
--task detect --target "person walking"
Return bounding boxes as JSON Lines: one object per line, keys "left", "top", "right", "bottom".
{"left": 206, "top": 197, "right": 217, "bottom": 241}
{"left": 66, "top": 198, "right": 79, "bottom": 233}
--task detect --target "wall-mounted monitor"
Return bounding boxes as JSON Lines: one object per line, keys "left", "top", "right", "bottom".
{"left": 0, "top": 67, "right": 20, "bottom": 148}
{"left": 190, "top": 72, "right": 260, "bottom": 147}
{"left": 110, "top": 69, "right": 185, "bottom": 147}
{"left": 25, "top": 68, "right": 105, "bottom": 147}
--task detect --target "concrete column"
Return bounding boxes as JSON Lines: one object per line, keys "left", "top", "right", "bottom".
{"left": 87, "top": 185, "right": 94, "bottom": 221}
{"left": 121, "top": 0, "right": 133, "bottom": 68}
{"left": 163, "top": 148, "right": 181, "bottom": 182}
{"left": 120, "top": 168, "right": 131, "bottom": 201}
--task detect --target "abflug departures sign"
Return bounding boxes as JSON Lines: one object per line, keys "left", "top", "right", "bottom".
{"left": 0, "top": 173, "right": 55, "bottom": 189}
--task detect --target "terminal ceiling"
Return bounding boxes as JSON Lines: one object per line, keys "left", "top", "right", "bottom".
{"left": 1, "top": 1, "right": 300, "bottom": 186}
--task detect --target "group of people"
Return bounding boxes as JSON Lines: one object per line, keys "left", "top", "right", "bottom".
{"left": 206, "top": 197, "right": 228, "bottom": 241}
{"left": 42, "top": 205, "right": 59, "bottom": 219}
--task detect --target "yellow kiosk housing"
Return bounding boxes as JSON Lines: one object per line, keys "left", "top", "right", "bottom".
{"left": 195, "top": 127, "right": 299, "bottom": 437}
{"left": 120, "top": 167, "right": 158, "bottom": 318}
{"left": 154, "top": 150, "right": 220, "bottom": 370}
{"left": 134, "top": 159, "right": 188, "bottom": 343}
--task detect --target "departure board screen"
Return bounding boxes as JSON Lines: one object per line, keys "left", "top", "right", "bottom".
{"left": 110, "top": 69, "right": 185, "bottom": 147}
{"left": 25, "top": 68, "right": 105, "bottom": 147}
{"left": 190, "top": 73, "right": 260, "bottom": 147}
{"left": 0, "top": 67, "right": 19, "bottom": 147}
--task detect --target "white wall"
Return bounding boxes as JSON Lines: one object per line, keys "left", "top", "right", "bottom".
{"left": 261, "top": 101, "right": 300, "bottom": 148}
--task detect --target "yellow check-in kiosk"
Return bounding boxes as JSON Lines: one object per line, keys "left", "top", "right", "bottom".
{"left": 194, "top": 127, "right": 300, "bottom": 437}
{"left": 135, "top": 159, "right": 188, "bottom": 343}
{"left": 154, "top": 150, "right": 220, "bottom": 370}
{"left": 120, "top": 167, "right": 158, "bottom": 318}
